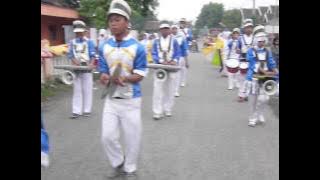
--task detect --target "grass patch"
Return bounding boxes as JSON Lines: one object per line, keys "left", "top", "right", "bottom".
{"left": 41, "top": 80, "right": 71, "bottom": 102}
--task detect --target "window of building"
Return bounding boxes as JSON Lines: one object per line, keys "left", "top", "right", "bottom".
{"left": 48, "top": 25, "right": 57, "bottom": 41}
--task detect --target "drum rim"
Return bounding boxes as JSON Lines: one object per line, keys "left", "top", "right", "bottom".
{"left": 226, "top": 59, "right": 239, "bottom": 68}
{"left": 239, "top": 62, "right": 248, "bottom": 69}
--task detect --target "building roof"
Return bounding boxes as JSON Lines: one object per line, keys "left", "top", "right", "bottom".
{"left": 41, "top": 3, "right": 79, "bottom": 19}
{"left": 241, "top": 5, "right": 278, "bottom": 26}
{"left": 259, "top": 6, "right": 269, "bottom": 16}
{"left": 270, "top": 5, "right": 279, "bottom": 16}
{"left": 268, "top": 18, "right": 279, "bottom": 26}
{"left": 241, "top": 8, "right": 259, "bottom": 19}
{"left": 41, "top": 0, "right": 79, "bottom": 8}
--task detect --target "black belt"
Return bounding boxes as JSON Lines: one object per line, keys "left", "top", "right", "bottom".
{"left": 74, "top": 70, "right": 92, "bottom": 73}
{"left": 113, "top": 97, "right": 124, "bottom": 99}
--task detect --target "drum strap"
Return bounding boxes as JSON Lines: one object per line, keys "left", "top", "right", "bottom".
{"left": 227, "top": 40, "right": 238, "bottom": 59}
{"left": 253, "top": 48, "right": 269, "bottom": 62}
{"left": 253, "top": 48, "right": 270, "bottom": 72}
{"left": 159, "top": 36, "right": 172, "bottom": 53}
{"left": 242, "top": 35, "right": 254, "bottom": 46}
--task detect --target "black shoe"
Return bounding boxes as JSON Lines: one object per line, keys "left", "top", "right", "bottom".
{"left": 122, "top": 171, "right": 137, "bottom": 179}
{"left": 83, "top": 112, "right": 91, "bottom": 117}
{"left": 107, "top": 161, "right": 125, "bottom": 178}
{"left": 70, "top": 113, "right": 80, "bottom": 119}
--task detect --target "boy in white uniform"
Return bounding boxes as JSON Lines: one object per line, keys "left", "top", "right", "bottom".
{"left": 99, "top": 0, "right": 147, "bottom": 177}
{"left": 68, "top": 20, "right": 96, "bottom": 119}
{"left": 151, "top": 22, "right": 180, "bottom": 119}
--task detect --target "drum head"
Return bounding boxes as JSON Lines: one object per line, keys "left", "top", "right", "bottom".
{"left": 226, "top": 59, "right": 239, "bottom": 68}
{"left": 239, "top": 62, "right": 248, "bottom": 69}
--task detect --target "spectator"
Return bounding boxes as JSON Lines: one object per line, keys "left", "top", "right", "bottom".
{"left": 271, "top": 36, "right": 279, "bottom": 69}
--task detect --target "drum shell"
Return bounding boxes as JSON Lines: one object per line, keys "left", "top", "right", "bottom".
{"left": 226, "top": 59, "right": 239, "bottom": 73}
{"left": 239, "top": 62, "right": 248, "bottom": 74}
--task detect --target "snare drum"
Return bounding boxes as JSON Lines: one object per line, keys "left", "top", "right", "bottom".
{"left": 239, "top": 62, "right": 249, "bottom": 74}
{"left": 226, "top": 59, "right": 239, "bottom": 73}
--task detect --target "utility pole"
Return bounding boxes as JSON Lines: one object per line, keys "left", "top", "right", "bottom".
{"left": 253, "top": 0, "right": 256, "bottom": 15}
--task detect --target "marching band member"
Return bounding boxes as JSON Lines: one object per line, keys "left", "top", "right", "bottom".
{"left": 224, "top": 28, "right": 241, "bottom": 90}
{"left": 139, "top": 33, "right": 149, "bottom": 49}
{"left": 221, "top": 30, "right": 232, "bottom": 77}
{"left": 98, "top": 29, "right": 109, "bottom": 47}
{"left": 152, "top": 22, "right": 180, "bottom": 119}
{"left": 179, "top": 18, "right": 193, "bottom": 49}
{"left": 237, "top": 19, "right": 254, "bottom": 102}
{"left": 67, "top": 20, "right": 96, "bottom": 119}
{"left": 178, "top": 18, "right": 191, "bottom": 86}
{"left": 171, "top": 24, "right": 188, "bottom": 97}
{"left": 41, "top": 113, "right": 50, "bottom": 168}
{"left": 99, "top": 0, "right": 147, "bottom": 177}
{"left": 245, "top": 31, "right": 278, "bottom": 127}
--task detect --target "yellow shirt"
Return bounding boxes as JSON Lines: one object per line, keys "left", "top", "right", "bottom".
{"left": 146, "top": 40, "right": 153, "bottom": 63}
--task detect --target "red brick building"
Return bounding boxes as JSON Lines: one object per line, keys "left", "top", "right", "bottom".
{"left": 41, "top": 2, "right": 80, "bottom": 45}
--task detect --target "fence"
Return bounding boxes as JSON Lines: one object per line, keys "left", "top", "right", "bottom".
{"left": 41, "top": 55, "right": 70, "bottom": 84}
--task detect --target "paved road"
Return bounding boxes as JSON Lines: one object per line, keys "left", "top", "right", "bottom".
{"left": 41, "top": 52, "right": 279, "bottom": 180}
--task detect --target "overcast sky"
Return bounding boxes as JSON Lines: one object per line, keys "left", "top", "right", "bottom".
{"left": 156, "top": 0, "right": 279, "bottom": 22}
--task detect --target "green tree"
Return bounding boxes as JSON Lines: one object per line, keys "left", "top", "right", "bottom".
{"left": 221, "top": 9, "right": 242, "bottom": 29}
{"left": 77, "top": 0, "right": 158, "bottom": 30}
{"left": 195, "top": 2, "right": 224, "bottom": 29}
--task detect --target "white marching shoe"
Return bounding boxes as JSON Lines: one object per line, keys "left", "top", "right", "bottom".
{"left": 41, "top": 151, "right": 50, "bottom": 168}
{"left": 165, "top": 111, "right": 172, "bottom": 117}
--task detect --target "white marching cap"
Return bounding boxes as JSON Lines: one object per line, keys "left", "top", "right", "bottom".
{"left": 171, "top": 24, "right": 179, "bottom": 29}
{"left": 255, "top": 32, "right": 267, "bottom": 42}
{"left": 253, "top": 25, "right": 265, "bottom": 35}
{"left": 180, "top": 18, "right": 187, "bottom": 22}
{"left": 99, "top": 29, "right": 106, "bottom": 35}
{"left": 160, "top": 22, "right": 170, "bottom": 29}
{"left": 232, "top": 28, "right": 240, "bottom": 33}
{"left": 243, "top": 18, "right": 253, "bottom": 24}
{"left": 243, "top": 22, "right": 254, "bottom": 28}
{"left": 73, "top": 20, "right": 86, "bottom": 33}
{"left": 108, "top": 0, "right": 132, "bottom": 20}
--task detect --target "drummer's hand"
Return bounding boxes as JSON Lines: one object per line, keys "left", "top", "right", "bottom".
{"left": 100, "top": 73, "right": 110, "bottom": 85}
{"left": 169, "top": 61, "right": 177, "bottom": 65}
{"left": 112, "top": 76, "right": 126, "bottom": 87}
{"left": 89, "top": 62, "right": 96, "bottom": 70}
{"left": 72, "top": 59, "right": 81, "bottom": 66}
{"left": 162, "top": 61, "right": 169, "bottom": 65}
{"left": 265, "top": 71, "right": 276, "bottom": 76}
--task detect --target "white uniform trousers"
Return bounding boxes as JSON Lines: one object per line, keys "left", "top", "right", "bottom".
{"left": 237, "top": 73, "right": 247, "bottom": 98}
{"left": 153, "top": 72, "right": 177, "bottom": 115}
{"left": 227, "top": 72, "right": 239, "bottom": 89}
{"left": 101, "top": 97, "right": 142, "bottom": 173}
{"left": 72, "top": 72, "right": 93, "bottom": 114}
{"left": 179, "top": 57, "right": 188, "bottom": 86}
{"left": 248, "top": 88, "right": 269, "bottom": 124}
{"left": 175, "top": 57, "right": 187, "bottom": 93}
{"left": 221, "top": 59, "right": 228, "bottom": 76}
